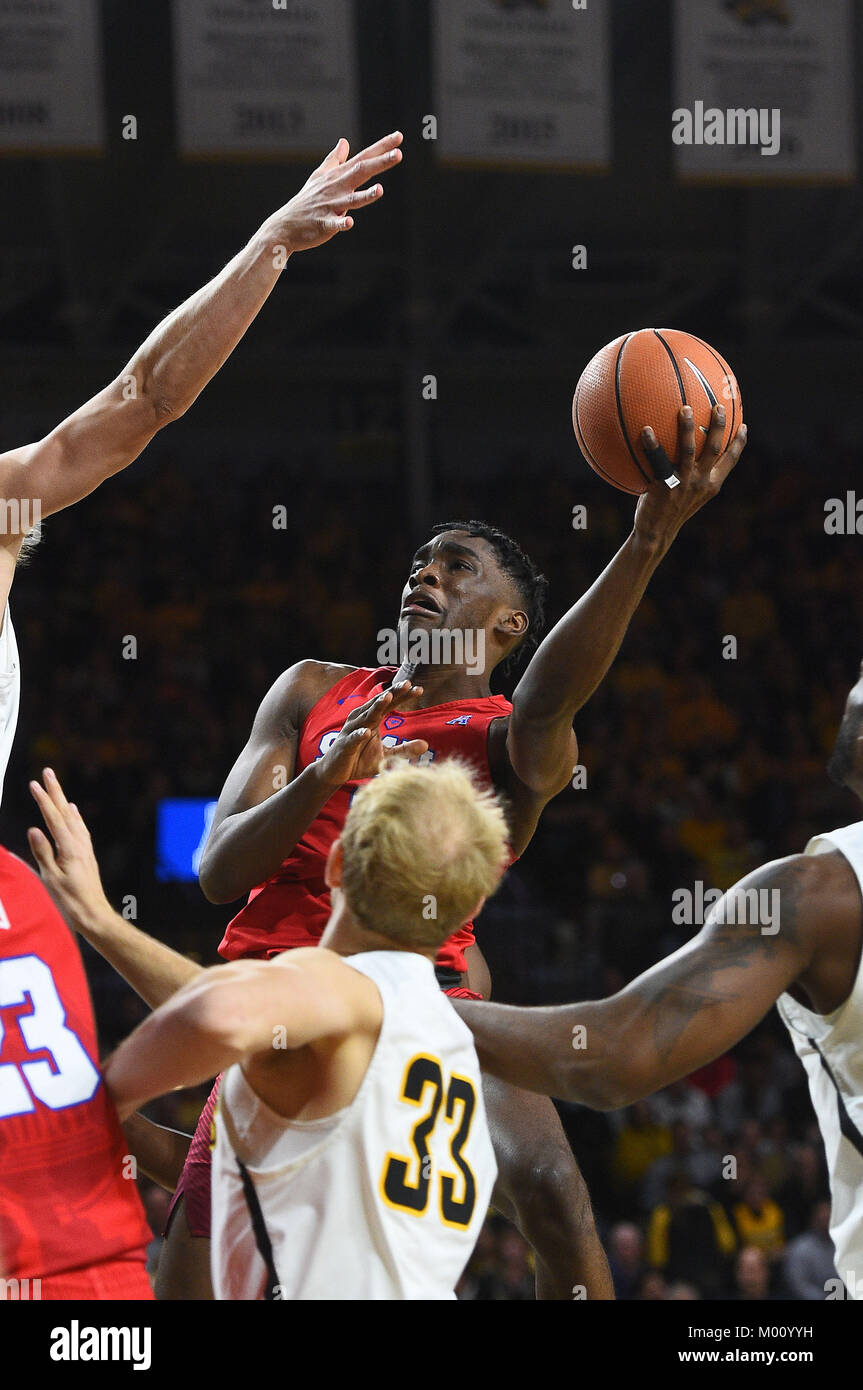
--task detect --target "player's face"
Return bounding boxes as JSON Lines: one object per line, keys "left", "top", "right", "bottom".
{"left": 398, "top": 532, "right": 514, "bottom": 645}
{"left": 827, "top": 660, "right": 863, "bottom": 786}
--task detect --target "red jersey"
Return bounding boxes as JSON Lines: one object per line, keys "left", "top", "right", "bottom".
{"left": 0, "top": 847, "right": 151, "bottom": 1280}
{"left": 219, "top": 666, "right": 512, "bottom": 973}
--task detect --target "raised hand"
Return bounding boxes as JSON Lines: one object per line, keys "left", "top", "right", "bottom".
{"left": 633, "top": 404, "right": 747, "bottom": 552}
{"left": 264, "top": 130, "right": 403, "bottom": 253}
{"left": 27, "top": 768, "right": 112, "bottom": 932}
{"left": 317, "top": 682, "right": 428, "bottom": 790}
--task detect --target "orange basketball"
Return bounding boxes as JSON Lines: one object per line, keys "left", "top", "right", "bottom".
{"left": 572, "top": 328, "right": 742, "bottom": 495}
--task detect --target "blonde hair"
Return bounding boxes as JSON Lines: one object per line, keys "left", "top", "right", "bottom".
{"left": 339, "top": 758, "right": 508, "bottom": 948}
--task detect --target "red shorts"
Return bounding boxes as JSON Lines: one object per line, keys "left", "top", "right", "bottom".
{"left": 169, "top": 986, "right": 484, "bottom": 1240}
{"left": 36, "top": 1251, "right": 153, "bottom": 1301}
{"left": 166, "top": 1078, "right": 221, "bottom": 1241}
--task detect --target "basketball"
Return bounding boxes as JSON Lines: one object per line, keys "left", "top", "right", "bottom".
{"left": 572, "top": 328, "right": 743, "bottom": 495}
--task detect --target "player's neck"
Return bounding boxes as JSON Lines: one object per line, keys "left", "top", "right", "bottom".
{"left": 320, "top": 902, "right": 437, "bottom": 962}
{"left": 410, "top": 666, "right": 493, "bottom": 707}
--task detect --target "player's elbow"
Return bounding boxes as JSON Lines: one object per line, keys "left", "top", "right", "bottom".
{"left": 197, "top": 837, "right": 243, "bottom": 905}
{"left": 197, "top": 858, "right": 232, "bottom": 905}
{"left": 134, "top": 368, "right": 189, "bottom": 431}
{"left": 185, "top": 983, "right": 261, "bottom": 1057}
{"left": 559, "top": 1051, "right": 650, "bottom": 1112}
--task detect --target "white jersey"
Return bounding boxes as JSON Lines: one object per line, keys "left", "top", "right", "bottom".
{"left": 210, "top": 950, "right": 497, "bottom": 1301}
{"left": 777, "top": 821, "right": 863, "bottom": 1297}
{"left": 0, "top": 605, "right": 20, "bottom": 810}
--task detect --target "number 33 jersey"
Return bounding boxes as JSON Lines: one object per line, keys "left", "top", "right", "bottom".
{"left": 210, "top": 950, "right": 497, "bottom": 1300}
{"left": 0, "top": 847, "right": 150, "bottom": 1279}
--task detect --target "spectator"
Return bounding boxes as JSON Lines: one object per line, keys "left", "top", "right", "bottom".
{"left": 648, "top": 1078, "right": 713, "bottom": 1130}
{"left": 732, "top": 1246, "right": 776, "bottom": 1301}
{"left": 646, "top": 1170, "right": 736, "bottom": 1299}
{"left": 607, "top": 1222, "right": 646, "bottom": 1301}
{"left": 732, "top": 1177, "right": 785, "bottom": 1259}
{"left": 611, "top": 1101, "right": 672, "bottom": 1212}
{"left": 777, "top": 1143, "right": 830, "bottom": 1240}
{"left": 637, "top": 1269, "right": 668, "bottom": 1301}
{"left": 782, "top": 1201, "right": 837, "bottom": 1300}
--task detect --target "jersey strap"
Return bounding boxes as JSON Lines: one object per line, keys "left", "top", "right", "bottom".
{"left": 236, "top": 1156, "right": 282, "bottom": 1301}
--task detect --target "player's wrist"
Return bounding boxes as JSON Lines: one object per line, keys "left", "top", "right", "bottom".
{"left": 251, "top": 221, "right": 296, "bottom": 269}
{"left": 310, "top": 756, "right": 347, "bottom": 795}
{"left": 629, "top": 522, "right": 674, "bottom": 562}
{"left": 72, "top": 896, "right": 121, "bottom": 942}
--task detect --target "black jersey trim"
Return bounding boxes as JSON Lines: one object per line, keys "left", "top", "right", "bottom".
{"left": 809, "top": 1036, "right": 863, "bottom": 1162}
{"left": 237, "top": 1155, "right": 282, "bottom": 1300}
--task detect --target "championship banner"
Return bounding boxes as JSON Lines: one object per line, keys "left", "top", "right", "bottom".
{"left": 172, "top": 0, "right": 358, "bottom": 160}
{"left": 432, "top": 0, "right": 610, "bottom": 171}
{"left": 673, "top": 0, "right": 855, "bottom": 183}
{"left": 0, "top": 0, "right": 105, "bottom": 155}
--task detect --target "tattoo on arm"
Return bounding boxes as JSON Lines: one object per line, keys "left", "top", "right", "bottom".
{"left": 633, "top": 858, "right": 810, "bottom": 1065}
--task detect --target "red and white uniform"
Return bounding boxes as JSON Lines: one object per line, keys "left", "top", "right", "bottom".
{"left": 0, "top": 847, "right": 152, "bottom": 1298}
{"left": 220, "top": 666, "right": 513, "bottom": 974}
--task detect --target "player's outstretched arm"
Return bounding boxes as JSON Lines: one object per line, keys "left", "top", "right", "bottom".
{"left": 28, "top": 769, "right": 202, "bottom": 1008}
{"left": 103, "top": 950, "right": 380, "bottom": 1121}
{"left": 507, "top": 405, "right": 747, "bottom": 794}
{"left": 454, "top": 854, "right": 816, "bottom": 1109}
{"left": 121, "top": 1113, "right": 192, "bottom": 1193}
{"left": 198, "top": 667, "right": 425, "bottom": 903}
{"left": 0, "top": 131, "right": 403, "bottom": 535}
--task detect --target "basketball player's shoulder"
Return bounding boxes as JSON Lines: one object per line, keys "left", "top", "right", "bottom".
{"left": 279, "top": 659, "right": 357, "bottom": 696}
{"left": 736, "top": 851, "right": 854, "bottom": 947}
{"left": 265, "top": 661, "right": 358, "bottom": 727}
{"left": 274, "top": 947, "right": 383, "bottom": 1030}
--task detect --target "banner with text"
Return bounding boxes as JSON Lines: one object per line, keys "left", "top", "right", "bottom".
{"left": 433, "top": 0, "right": 610, "bottom": 170}
{"left": 0, "top": 0, "right": 105, "bottom": 154}
{"left": 172, "top": 0, "right": 358, "bottom": 159}
{"left": 673, "top": 0, "right": 855, "bottom": 182}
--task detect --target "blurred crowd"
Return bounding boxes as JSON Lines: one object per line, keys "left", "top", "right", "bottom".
{"left": 5, "top": 422, "right": 862, "bottom": 1299}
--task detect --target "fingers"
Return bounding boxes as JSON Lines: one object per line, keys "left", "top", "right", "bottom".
{"left": 346, "top": 129, "right": 402, "bottom": 167}
{"left": 29, "top": 776, "right": 69, "bottom": 844}
{"left": 321, "top": 213, "right": 354, "bottom": 235}
{"left": 337, "top": 142, "right": 402, "bottom": 192}
{"left": 700, "top": 403, "right": 727, "bottom": 467}
{"left": 318, "top": 136, "right": 350, "bottom": 172}
{"left": 340, "top": 682, "right": 423, "bottom": 740}
{"left": 27, "top": 825, "right": 56, "bottom": 875}
{"left": 344, "top": 182, "right": 383, "bottom": 210}
{"left": 385, "top": 739, "right": 429, "bottom": 762}
{"left": 342, "top": 689, "right": 396, "bottom": 733}
{"left": 710, "top": 423, "right": 747, "bottom": 489}
{"left": 387, "top": 681, "right": 424, "bottom": 710}
{"left": 639, "top": 427, "right": 676, "bottom": 482}
{"left": 43, "top": 766, "right": 71, "bottom": 815}
{"left": 676, "top": 405, "right": 697, "bottom": 474}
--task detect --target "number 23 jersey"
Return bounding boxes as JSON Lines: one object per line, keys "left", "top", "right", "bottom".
{"left": 0, "top": 847, "right": 150, "bottom": 1279}
{"left": 210, "top": 950, "right": 497, "bottom": 1300}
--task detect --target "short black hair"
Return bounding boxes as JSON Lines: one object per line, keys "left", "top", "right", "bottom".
{"left": 431, "top": 519, "right": 549, "bottom": 673}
